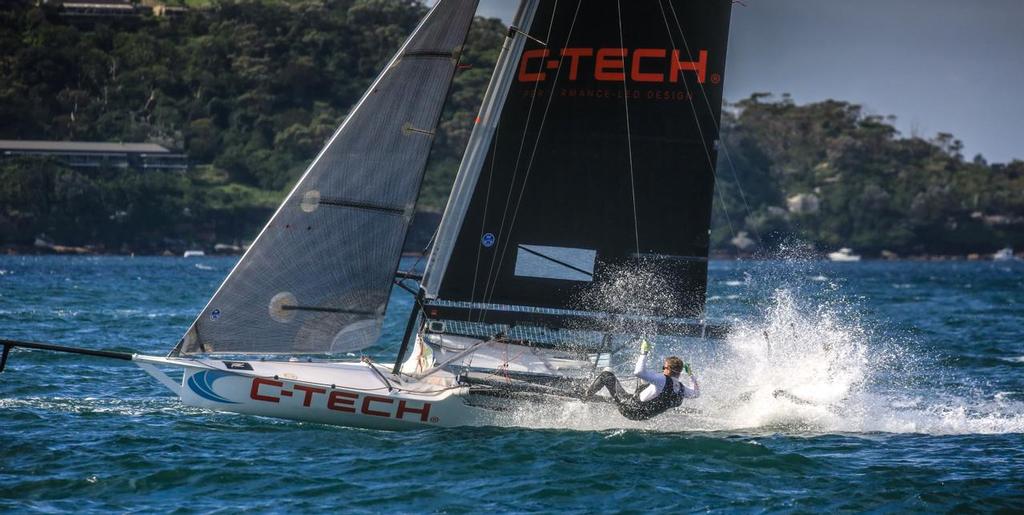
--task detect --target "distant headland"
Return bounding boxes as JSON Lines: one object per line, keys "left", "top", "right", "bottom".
{"left": 1, "top": 1, "right": 1021, "bottom": 258}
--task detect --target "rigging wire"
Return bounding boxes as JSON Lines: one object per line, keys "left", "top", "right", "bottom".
{"left": 479, "top": 0, "right": 566, "bottom": 313}
{"left": 479, "top": 0, "right": 584, "bottom": 310}
{"left": 471, "top": 0, "right": 557, "bottom": 323}
{"left": 407, "top": 214, "right": 441, "bottom": 278}
{"left": 453, "top": 0, "right": 561, "bottom": 373}
{"left": 467, "top": 82, "right": 504, "bottom": 320}
{"left": 655, "top": 0, "right": 737, "bottom": 241}
{"left": 616, "top": 0, "right": 642, "bottom": 256}
{"left": 664, "top": 0, "right": 761, "bottom": 244}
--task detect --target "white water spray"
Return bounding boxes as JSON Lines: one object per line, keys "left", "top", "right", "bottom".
{"left": 505, "top": 262, "right": 1024, "bottom": 435}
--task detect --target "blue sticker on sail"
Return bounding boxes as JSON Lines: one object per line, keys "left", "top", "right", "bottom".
{"left": 187, "top": 370, "right": 239, "bottom": 404}
{"left": 481, "top": 233, "right": 496, "bottom": 248}
{"left": 210, "top": 309, "right": 220, "bottom": 320}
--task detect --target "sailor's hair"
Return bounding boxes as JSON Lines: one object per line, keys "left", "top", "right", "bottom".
{"left": 664, "top": 356, "right": 684, "bottom": 377}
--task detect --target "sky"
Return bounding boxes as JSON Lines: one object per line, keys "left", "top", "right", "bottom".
{"left": 457, "top": 0, "right": 1024, "bottom": 163}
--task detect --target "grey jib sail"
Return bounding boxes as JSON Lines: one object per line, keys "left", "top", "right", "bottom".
{"left": 173, "top": 0, "right": 479, "bottom": 356}
{"left": 422, "top": 0, "right": 733, "bottom": 332}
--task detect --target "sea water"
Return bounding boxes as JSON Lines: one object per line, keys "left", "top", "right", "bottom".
{"left": 1, "top": 256, "right": 1022, "bottom": 512}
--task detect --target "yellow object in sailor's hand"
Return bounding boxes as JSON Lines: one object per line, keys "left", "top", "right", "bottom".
{"left": 639, "top": 338, "right": 652, "bottom": 354}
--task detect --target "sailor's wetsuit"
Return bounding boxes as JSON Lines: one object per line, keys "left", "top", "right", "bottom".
{"left": 587, "top": 353, "right": 700, "bottom": 420}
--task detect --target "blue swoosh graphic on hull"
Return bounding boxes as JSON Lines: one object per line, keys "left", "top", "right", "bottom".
{"left": 187, "top": 370, "right": 240, "bottom": 404}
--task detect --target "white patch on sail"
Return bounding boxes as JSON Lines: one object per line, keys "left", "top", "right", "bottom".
{"left": 268, "top": 292, "right": 298, "bottom": 323}
{"left": 514, "top": 245, "right": 595, "bottom": 282}
{"left": 330, "top": 318, "right": 383, "bottom": 353}
{"left": 299, "top": 190, "right": 320, "bottom": 213}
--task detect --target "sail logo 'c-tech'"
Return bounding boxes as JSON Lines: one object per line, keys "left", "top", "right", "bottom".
{"left": 518, "top": 48, "right": 711, "bottom": 83}
{"left": 187, "top": 370, "right": 239, "bottom": 404}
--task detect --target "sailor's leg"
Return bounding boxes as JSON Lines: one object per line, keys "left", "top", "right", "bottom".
{"left": 584, "top": 371, "right": 626, "bottom": 401}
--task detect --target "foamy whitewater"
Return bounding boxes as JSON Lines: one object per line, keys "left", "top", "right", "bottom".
{"left": 506, "top": 258, "right": 1024, "bottom": 435}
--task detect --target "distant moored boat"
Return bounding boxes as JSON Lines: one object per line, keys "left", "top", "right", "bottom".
{"left": 993, "top": 247, "right": 1017, "bottom": 261}
{"left": 828, "top": 248, "right": 862, "bottom": 262}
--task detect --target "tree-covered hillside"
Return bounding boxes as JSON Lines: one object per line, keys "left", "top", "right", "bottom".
{"left": 1, "top": 1, "right": 1021, "bottom": 255}
{"left": 713, "top": 94, "right": 1024, "bottom": 255}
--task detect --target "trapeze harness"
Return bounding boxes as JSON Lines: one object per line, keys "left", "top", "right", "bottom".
{"left": 617, "top": 375, "right": 686, "bottom": 421}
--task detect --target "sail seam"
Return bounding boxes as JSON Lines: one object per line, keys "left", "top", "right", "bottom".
{"left": 632, "top": 252, "right": 709, "bottom": 263}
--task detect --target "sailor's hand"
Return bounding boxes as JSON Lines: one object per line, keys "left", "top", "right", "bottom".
{"left": 683, "top": 362, "right": 693, "bottom": 376}
{"left": 639, "top": 338, "right": 652, "bottom": 354}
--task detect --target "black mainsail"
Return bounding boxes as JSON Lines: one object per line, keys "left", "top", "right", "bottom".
{"left": 420, "top": 0, "right": 733, "bottom": 338}
{"left": 173, "top": 0, "right": 480, "bottom": 356}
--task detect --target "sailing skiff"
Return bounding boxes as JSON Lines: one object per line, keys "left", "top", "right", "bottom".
{"left": 2, "top": 0, "right": 733, "bottom": 429}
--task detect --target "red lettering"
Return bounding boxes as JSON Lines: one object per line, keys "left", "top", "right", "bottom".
{"left": 631, "top": 48, "right": 666, "bottom": 83}
{"left": 517, "top": 47, "right": 711, "bottom": 85}
{"left": 294, "top": 385, "right": 326, "bottom": 407}
{"left": 250, "top": 377, "right": 282, "bottom": 403}
{"left": 361, "top": 396, "right": 393, "bottom": 417}
{"left": 396, "top": 400, "right": 432, "bottom": 422}
{"left": 670, "top": 49, "right": 708, "bottom": 84}
{"left": 518, "top": 49, "right": 549, "bottom": 82}
{"left": 594, "top": 48, "right": 627, "bottom": 81}
{"left": 560, "top": 48, "right": 593, "bottom": 80}
{"left": 327, "top": 390, "right": 357, "bottom": 413}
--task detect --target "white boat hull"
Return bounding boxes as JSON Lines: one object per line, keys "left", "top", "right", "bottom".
{"left": 142, "top": 357, "right": 502, "bottom": 430}
{"left": 132, "top": 334, "right": 605, "bottom": 430}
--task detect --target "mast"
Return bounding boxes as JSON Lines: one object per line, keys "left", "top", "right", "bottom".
{"left": 394, "top": 0, "right": 543, "bottom": 372}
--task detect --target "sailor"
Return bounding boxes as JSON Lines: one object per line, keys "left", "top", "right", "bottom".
{"left": 582, "top": 338, "right": 699, "bottom": 421}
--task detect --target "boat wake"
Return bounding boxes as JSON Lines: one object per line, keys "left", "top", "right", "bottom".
{"left": 503, "top": 289, "right": 1024, "bottom": 436}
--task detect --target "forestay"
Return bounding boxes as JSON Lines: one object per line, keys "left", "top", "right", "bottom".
{"left": 422, "top": 0, "right": 733, "bottom": 330}
{"left": 172, "top": 0, "right": 479, "bottom": 356}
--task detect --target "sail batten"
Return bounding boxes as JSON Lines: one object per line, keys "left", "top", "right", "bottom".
{"left": 173, "top": 0, "right": 479, "bottom": 356}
